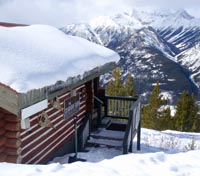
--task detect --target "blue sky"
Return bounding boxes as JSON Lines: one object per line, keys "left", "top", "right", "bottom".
{"left": 0, "top": 0, "right": 199, "bottom": 27}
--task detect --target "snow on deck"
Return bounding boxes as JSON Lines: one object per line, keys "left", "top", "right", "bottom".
{"left": 0, "top": 24, "right": 120, "bottom": 93}
{"left": 91, "top": 128, "right": 125, "bottom": 140}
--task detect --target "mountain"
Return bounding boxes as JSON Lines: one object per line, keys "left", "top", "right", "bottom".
{"left": 176, "top": 43, "right": 200, "bottom": 89}
{"left": 140, "top": 9, "right": 200, "bottom": 91}
{"left": 60, "top": 9, "right": 200, "bottom": 103}
{"left": 61, "top": 23, "right": 103, "bottom": 45}
{"left": 152, "top": 10, "right": 200, "bottom": 52}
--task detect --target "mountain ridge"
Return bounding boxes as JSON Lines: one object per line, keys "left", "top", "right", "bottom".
{"left": 60, "top": 8, "right": 200, "bottom": 103}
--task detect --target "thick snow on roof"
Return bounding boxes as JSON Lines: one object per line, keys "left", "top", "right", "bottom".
{"left": 0, "top": 25, "right": 119, "bottom": 93}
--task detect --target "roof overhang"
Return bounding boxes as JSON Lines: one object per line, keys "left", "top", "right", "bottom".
{"left": 0, "top": 61, "right": 116, "bottom": 116}
{"left": 0, "top": 83, "right": 18, "bottom": 115}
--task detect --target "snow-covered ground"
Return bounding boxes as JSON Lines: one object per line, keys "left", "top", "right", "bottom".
{"left": 1, "top": 128, "right": 200, "bottom": 176}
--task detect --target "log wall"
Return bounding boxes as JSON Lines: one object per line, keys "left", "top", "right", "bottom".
{"left": 20, "top": 82, "right": 91, "bottom": 164}
{"left": 0, "top": 80, "right": 94, "bottom": 164}
{"left": 0, "top": 108, "right": 22, "bottom": 163}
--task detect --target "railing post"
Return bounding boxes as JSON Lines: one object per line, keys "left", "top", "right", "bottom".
{"left": 137, "top": 119, "right": 141, "bottom": 151}
{"left": 137, "top": 100, "right": 141, "bottom": 151}
{"left": 97, "top": 102, "right": 101, "bottom": 126}
{"left": 104, "top": 97, "right": 108, "bottom": 117}
{"left": 129, "top": 108, "right": 135, "bottom": 153}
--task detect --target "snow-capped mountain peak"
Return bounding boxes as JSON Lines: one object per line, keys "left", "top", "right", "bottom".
{"left": 151, "top": 9, "right": 200, "bottom": 29}
{"left": 173, "top": 9, "right": 194, "bottom": 20}
{"left": 90, "top": 16, "right": 118, "bottom": 29}
{"left": 90, "top": 13, "right": 143, "bottom": 29}
{"left": 113, "top": 12, "right": 142, "bottom": 28}
{"left": 131, "top": 8, "right": 173, "bottom": 25}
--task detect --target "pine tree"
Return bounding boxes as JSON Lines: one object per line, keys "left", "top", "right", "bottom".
{"left": 192, "top": 114, "right": 200, "bottom": 132}
{"left": 105, "top": 68, "right": 136, "bottom": 118}
{"left": 190, "top": 94, "right": 199, "bottom": 132}
{"left": 174, "top": 91, "right": 198, "bottom": 132}
{"left": 124, "top": 74, "right": 135, "bottom": 97}
{"left": 106, "top": 68, "right": 124, "bottom": 96}
{"left": 142, "top": 81, "right": 169, "bottom": 130}
{"left": 106, "top": 68, "right": 135, "bottom": 97}
{"left": 158, "top": 107, "right": 173, "bottom": 130}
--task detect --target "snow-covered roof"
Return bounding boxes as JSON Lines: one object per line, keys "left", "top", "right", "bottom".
{"left": 0, "top": 24, "right": 119, "bottom": 93}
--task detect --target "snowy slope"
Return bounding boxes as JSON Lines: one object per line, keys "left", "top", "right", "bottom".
{"left": 90, "top": 12, "right": 143, "bottom": 30}
{"left": 60, "top": 23, "right": 103, "bottom": 45}
{"left": 150, "top": 9, "right": 200, "bottom": 52}
{"left": 120, "top": 8, "right": 200, "bottom": 53}
{"left": 152, "top": 9, "right": 196, "bottom": 29}
{"left": 176, "top": 43, "right": 200, "bottom": 88}
{"left": 0, "top": 25, "right": 119, "bottom": 92}
{"left": 131, "top": 8, "right": 173, "bottom": 25}
{"left": 1, "top": 128, "right": 200, "bottom": 176}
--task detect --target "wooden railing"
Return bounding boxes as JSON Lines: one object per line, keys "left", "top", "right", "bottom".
{"left": 122, "top": 97, "right": 141, "bottom": 154}
{"left": 98, "top": 95, "right": 141, "bottom": 154}
{"left": 104, "top": 96, "right": 138, "bottom": 119}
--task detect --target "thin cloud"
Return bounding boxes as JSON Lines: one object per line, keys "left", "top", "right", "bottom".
{"left": 0, "top": 0, "right": 199, "bottom": 27}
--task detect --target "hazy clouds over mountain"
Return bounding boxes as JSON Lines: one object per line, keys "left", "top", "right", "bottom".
{"left": 0, "top": 0, "right": 199, "bottom": 27}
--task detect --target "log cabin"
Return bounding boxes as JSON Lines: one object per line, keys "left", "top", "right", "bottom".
{"left": 0, "top": 23, "right": 120, "bottom": 164}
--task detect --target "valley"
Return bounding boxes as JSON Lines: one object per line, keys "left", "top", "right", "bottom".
{"left": 60, "top": 9, "right": 200, "bottom": 103}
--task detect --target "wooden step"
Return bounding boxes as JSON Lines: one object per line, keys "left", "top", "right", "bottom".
{"left": 106, "top": 122, "right": 127, "bottom": 132}
{"left": 87, "top": 137, "right": 123, "bottom": 148}
{"left": 91, "top": 128, "right": 124, "bottom": 141}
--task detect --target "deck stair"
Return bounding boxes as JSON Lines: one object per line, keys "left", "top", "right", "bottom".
{"left": 87, "top": 118, "right": 126, "bottom": 149}
{"left": 87, "top": 95, "right": 141, "bottom": 154}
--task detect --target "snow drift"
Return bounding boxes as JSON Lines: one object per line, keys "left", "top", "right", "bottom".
{"left": 0, "top": 24, "right": 119, "bottom": 92}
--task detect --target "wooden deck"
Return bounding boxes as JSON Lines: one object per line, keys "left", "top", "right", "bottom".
{"left": 88, "top": 126, "right": 125, "bottom": 148}
{"left": 90, "top": 95, "right": 141, "bottom": 154}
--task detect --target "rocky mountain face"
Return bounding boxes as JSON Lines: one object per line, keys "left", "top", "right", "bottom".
{"left": 60, "top": 9, "right": 200, "bottom": 103}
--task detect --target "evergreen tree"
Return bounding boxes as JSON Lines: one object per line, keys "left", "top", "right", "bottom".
{"left": 174, "top": 91, "right": 198, "bottom": 132}
{"left": 106, "top": 68, "right": 124, "bottom": 96}
{"left": 192, "top": 114, "right": 200, "bottom": 132}
{"left": 106, "top": 68, "right": 135, "bottom": 97}
{"left": 142, "top": 81, "right": 169, "bottom": 130}
{"left": 158, "top": 107, "right": 173, "bottom": 130}
{"left": 105, "top": 68, "right": 136, "bottom": 118}
{"left": 124, "top": 74, "right": 135, "bottom": 97}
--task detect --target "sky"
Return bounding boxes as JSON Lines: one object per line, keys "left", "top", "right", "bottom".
{"left": 0, "top": 0, "right": 200, "bottom": 27}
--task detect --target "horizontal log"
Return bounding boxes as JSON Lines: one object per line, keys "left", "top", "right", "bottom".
{"left": 21, "top": 117, "right": 84, "bottom": 163}
{"left": 6, "top": 155, "right": 22, "bottom": 163}
{"left": 0, "top": 119, "right": 5, "bottom": 128}
{"left": 0, "top": 146, "right": 5, "bottom": 153}
{"left": 21, "top": 119, "right": 74, "bottom": 154}
{"left": 0, "top": 127, "right": 6, "bottom": 136}
{"left": 20, "top": 110, "right": 65, "bottom": 139}
{"left": 0, "top": 112, "right": 4, "bottom": 119}
{"left": 5, "top": 138, "right": 21, "bottom": 148}
{"left": 21, "top": 121, "right": 63, "bottom": 147}
{"left": 4, "top": 114, "right": 20, "bottom": 122}
{"left": 5, "top": 122, "right": 21, "bottom": 132}
{"left": 29, "top": 130, "right": 75, "bottom": 164}
{"left": 4, "top": 147, "right": 22, "bottom": 156}
{"left": 0, "top": 136, "right": 6, "bottom": 147}
{"left": 20, "top": 104, "right": 86, "bottom": 139}
{"left": 5, "top": 131, "right": 21, "bottom": 139}
{"left": 0, "top": 153, "right": 7, "bottom": 162}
